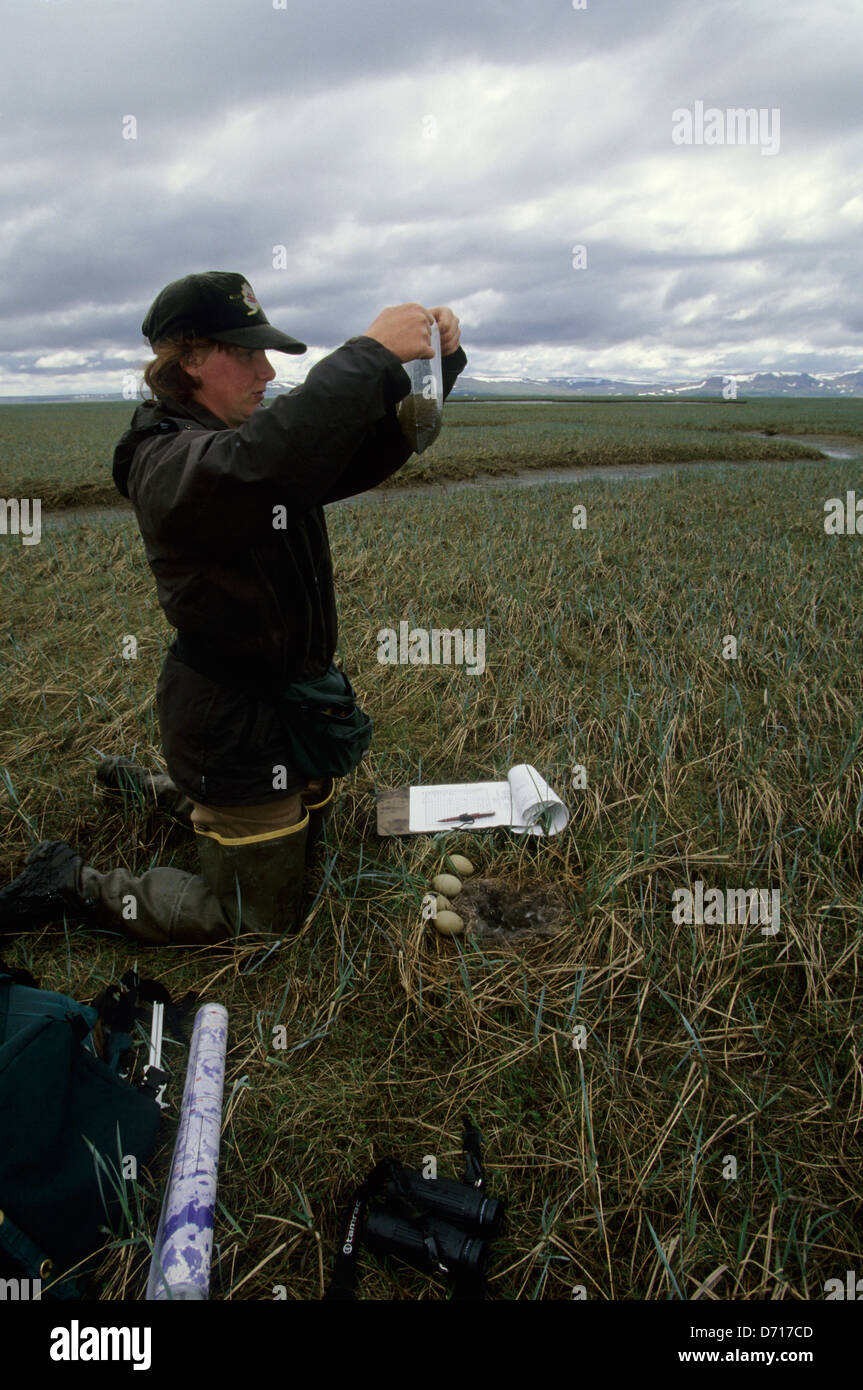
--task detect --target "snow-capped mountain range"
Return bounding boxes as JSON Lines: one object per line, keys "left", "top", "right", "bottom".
{"left": 5, "top": 370, "right": 863, "bottom": 406}
{"left": 449, "top": 370, "right": 863, "bottom": 398}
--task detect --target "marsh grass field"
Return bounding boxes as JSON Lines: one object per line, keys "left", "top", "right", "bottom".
{"left": 2, "top": 394, "right": 860, "bottom": 509}
{"left": 0, "top": 397, "right": 861, "bottom": 1301}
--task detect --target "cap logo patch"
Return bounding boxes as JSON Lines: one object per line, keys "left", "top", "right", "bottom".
{"left": 233, "top": 280, "right": 261, "bottom": 316}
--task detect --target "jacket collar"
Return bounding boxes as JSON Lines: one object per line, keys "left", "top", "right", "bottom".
{"left": 146, "top": 393, "right": 231, "bottom": 431}
{"left": 111, "top": 393, "right": 232, "bottom": 498}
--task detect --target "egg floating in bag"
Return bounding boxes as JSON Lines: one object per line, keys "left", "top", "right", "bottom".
{"left": 397, "top": 320, "right": 443, "bottom": 454}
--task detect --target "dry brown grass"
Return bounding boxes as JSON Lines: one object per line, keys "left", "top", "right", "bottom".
{"left": 1, "top": 447, "right": 861, "bottom": 1300}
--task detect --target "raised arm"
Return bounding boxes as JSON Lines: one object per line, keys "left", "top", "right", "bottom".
{"left": 126, "top": 336, "right": 415, "bottom": 546}
{"left": 319, "top": 343, "right": 467, "bottom": 504}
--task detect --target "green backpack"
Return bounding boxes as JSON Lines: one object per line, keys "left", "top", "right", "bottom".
{"left": 0, "top": 962, "right": 166, "bottom": 1299}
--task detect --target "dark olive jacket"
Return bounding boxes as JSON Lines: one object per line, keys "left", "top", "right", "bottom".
{"left": 112, "top": 333, "right": 468, "bottom": 803}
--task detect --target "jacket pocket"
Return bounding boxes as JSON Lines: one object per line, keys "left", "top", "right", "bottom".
{"left": 274, "top": 664, "right": 373, "bottom": 781}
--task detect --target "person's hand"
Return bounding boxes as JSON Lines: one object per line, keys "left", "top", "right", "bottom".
{"left": 429, "top": 306, "right": 461, "bottom": 355}
{"left": 363, "top": 303, "right": 436, "bottom": 362}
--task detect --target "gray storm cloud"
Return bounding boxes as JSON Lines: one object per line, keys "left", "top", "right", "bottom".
{"left": 0, "top": 0, "right": 860, "bottom": 396}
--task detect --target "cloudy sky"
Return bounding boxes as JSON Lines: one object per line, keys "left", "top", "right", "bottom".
{"left": 1, "top": 0, "right": 861, "bottom": 396}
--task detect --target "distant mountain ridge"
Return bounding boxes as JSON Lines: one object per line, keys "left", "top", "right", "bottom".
{"left": 449, "top": 370, "right": 863, "bottom": 398}
{"left": 3, "top": 369, "right": 863, "bottom": 405}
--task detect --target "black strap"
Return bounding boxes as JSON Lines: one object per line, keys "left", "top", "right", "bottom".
{"left": 324, "top": 1129, "right": 495, "bottom": 1301}
{"left": 462, "top": 1114, "right": 485, "bottom": 1188}
{"left": 0, "top": 1206, "right": 88, "bottom": 1300}
{"left": 323, "top": 1159, "right": 396, "bottom": 1301}
{"left": 0, "top": 1207, "right": 51, "bottom": 1282}
{"left": 452, "top": 1117, "right": 489, "bottom": 1300}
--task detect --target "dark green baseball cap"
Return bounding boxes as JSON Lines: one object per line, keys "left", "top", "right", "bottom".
{"left": 142, "top": 271, "right": 307, "bottom": 353}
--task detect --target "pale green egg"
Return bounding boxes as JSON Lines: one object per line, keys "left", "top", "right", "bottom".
{"left": 446, "top": 854, "right": 475, "bottom": 878}
{"left": 432, "top": 873, "right": 462, "bottom": 898}
{"left": 434, "top": 910, "right": 465, "bottom": 936}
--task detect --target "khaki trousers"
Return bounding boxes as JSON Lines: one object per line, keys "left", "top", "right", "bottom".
{"left": 189, "top": 778, "right": 327, "bottom": 839}
{"left": 80, "top": 778, "right": 331, "bottom": 945}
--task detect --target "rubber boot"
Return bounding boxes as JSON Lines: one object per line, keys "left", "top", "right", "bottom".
{"left": 302, "top": 778, "right": 335, "bottom": 866}
{"left": 194, "top": 813, "right": 311, "bottom": 936}
{"left": 0, "top": 839, "right": 235, "bottom": 945}
{"left": 0, "top": 841, "right": 102, "bottom": 934}
{"left": 95, "top": 756, "right": 193, "bottom": 822}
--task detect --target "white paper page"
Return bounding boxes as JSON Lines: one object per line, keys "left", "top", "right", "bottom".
{"left": 408, "top": 780, "right": 512, "bottom": 832}
{"left": 508, "top": 763, "right": 569, "bottom": 837}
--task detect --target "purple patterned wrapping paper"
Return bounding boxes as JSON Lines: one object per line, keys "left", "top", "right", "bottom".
{"left": 146, "top": 1003, "right": 228, "bottom": 1300}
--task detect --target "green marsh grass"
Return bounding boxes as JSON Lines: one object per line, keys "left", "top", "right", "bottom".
{"left": 0, "top": 438, "right": 861, "bottom": 1300}
{"left": 4, "top": 396, "right": 863, "bottom": 509}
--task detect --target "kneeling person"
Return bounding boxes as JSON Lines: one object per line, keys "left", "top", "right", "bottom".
{"left": 0, "top": 271, "right": 467, "bottom": 944}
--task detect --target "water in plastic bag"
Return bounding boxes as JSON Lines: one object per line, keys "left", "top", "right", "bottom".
{"left": 397, "top": 320, "right": 444, "bottom": 454}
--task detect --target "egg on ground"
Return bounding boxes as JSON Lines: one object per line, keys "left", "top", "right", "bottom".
{"left": 432, "top": 873, "right": 462, "bottom": 898}
{"left": 446, "top": 854, "right": 475, "bottom": 878}
{"left": 434, "top": 910, "right": 465, "bottom": 936}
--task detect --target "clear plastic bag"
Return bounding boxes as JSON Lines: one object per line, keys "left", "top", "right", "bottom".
{"left": 397, "top": 320, "right": 443, "bottom": 454}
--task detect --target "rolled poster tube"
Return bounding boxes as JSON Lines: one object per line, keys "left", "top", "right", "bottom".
{"left": 146, "top": 1003, "right": 228, "bottom": 1300}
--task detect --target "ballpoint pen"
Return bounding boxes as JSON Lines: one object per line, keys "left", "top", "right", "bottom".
{"left": 438, "top": 811, "right": 496, "bottom": 824}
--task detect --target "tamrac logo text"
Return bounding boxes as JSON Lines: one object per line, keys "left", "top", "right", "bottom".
{"left": 342, "top": 1200, "right": 362, "bottom": 1255}
{"left": 49, "top": 1321, "right": 151, "bottom": 1371}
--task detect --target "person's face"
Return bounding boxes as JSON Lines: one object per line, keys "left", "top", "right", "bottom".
{"left": 183, "top": 343, "right": 277, "bottom": 427}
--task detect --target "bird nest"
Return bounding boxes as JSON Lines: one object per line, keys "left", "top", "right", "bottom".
{"left": 453, "top": 876, "right": 572, "bottom": 945}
